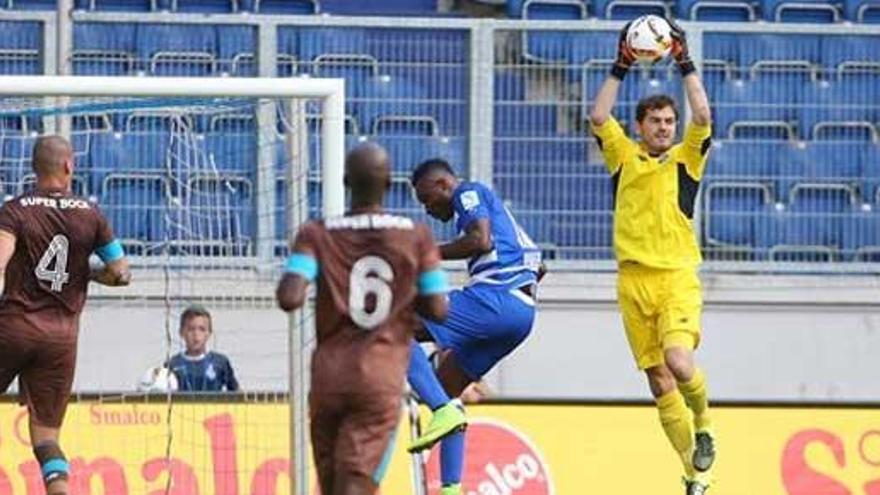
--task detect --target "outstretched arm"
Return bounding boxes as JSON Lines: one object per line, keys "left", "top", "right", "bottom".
{"left": 668, "top": 18, "right": 711, "bottom": 126}
{"left": 590, "top": 22, "right": 634, "bottom": 127}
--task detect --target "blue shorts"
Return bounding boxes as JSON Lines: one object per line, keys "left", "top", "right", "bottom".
{"left": 423, "top": 283, "right": 536, "bottom": 380}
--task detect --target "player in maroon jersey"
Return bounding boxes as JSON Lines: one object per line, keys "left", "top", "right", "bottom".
{"left": 0, "top": 136, "right": 131, "bottom": 495}
{"left": 276, "top": 143, "right": 449, "bottom": 495}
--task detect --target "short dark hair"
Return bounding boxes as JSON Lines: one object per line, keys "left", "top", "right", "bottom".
{"left": 410, "top": 158, "right": 455, "bottom": 187}
{"left": 180, "top": 305, "right": 212, "bottom": 332}
{"left": 635, "top": 94, "right": 679, "bottom": 123}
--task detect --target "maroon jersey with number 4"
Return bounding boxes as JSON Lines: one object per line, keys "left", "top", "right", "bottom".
{"left": 0, "top": 188, "right": 115, "bottom": 339}
{"left": 292, "top": 213, "right": 442, "bottom": 396}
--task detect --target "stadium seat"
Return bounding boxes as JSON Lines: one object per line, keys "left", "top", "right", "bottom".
{"left": 172, "top": 0, "right": 235, "bottom": 12}
{"left": 819, "top": 35, "right": 879, "bottom": 69}
{"left": 762, "top": 0, "right": 841, "bottom": 22}
{"left": 181, "top": 175, "right": 254, "bottom": 255}
{"left": 100, "top": 174, "right": 168, "bottom": 251}
{"left": 521, "top": 0, "right": 586, "bottom": 62}
{"left": 216, "top": 26, "right": 256, "bottom": 76}
{"left": 254, "top": 0, "right": 317, "bottom": 14}
{"left": 313, "top": 54, "right": 379, "bottom": 99}
{"left": 843, "top": 0, "right": 880, "bottom": 22}
{"left": 549, "top": 214, "right": 613, "bottom": 259}
{"left": 319, "top": 0, "right": 437, "bottom": 15}
{"left": 494, "top": 140, "right": 588, "bottom": 171}
{"left": 676, "top": 0, "right": 756, "bottom": 21}
{"left": 206, "top": 133, "right": 256, "bottom": 174}
{"left": 136, "top": 24, "right": 218, "bottom": 77}
{"left": 0, "top": 21, "right": 41, "bottom": 75}
{"left": 89, "top": 132, "right": 170, "bottom": 181}
{"left": 704, "top": 140, "right": 782, "bottom": 192}
{"left": 843, "top": 211, "right": 880, "bottom": 261}
{"left": 495, "top": 174, "right": 612, "bottom": 212}
{"left": 73, "top": 23, "right": 138, "bottom": 76}
{"left": 713, "top": 80, "right": 795, "bottom": 129}
{"left": 295, "top": 28, "right": 367, "bottom": 65}
{"left": 725, "top": 121, "right": 796, "bottom": 141}
{"left": 862, "top": 145, "right": 880, "bottom": 199}
{"left": 0, "top": 134, "right": 36, "bottom": 185}
{"left": 800, "top": 79, "right": 880, "bottom": 136}
{"left": 777, "top": 142, "right": 864, "bottom": 195}
{"left": 703, "top": 34, "right": 821, "bottom": 71}
{"left": 10, "top": 0, "right": 56, "bottom": 10}
{"left": 383, "top": 65, "right": 467, "bottom": 101}
{"left": 89, "top": 0, "right": 155, "bottom": 11}
{"left": 704, "top": 182, "right": 772, "bottom": 247}
{"left": 494, "top": 104, "right": 557, "bottom": 137}
{"left": 811, "top": 121, "right": 877, "bottom": 142}
{"left": 592, "top": 0, "right": 669, "bottom": 19}
{"left": 785, "top": 183, "right": 855, "bottom": 247}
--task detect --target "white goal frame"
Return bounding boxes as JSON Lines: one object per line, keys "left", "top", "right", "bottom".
{"left": 0, "top": 75, "right": 345, "bottom": 495}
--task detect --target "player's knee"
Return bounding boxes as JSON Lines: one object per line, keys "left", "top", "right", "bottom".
{"left": 663, "top": 348, "right": 694, "bottom": 382}
{"left": 33, "top": 441, "right": 69, "bottom": 487}
{"left": 646, "top": 366, "right": 676, "bottom": 398}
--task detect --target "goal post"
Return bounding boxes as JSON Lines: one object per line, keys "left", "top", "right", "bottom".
{"left": 0, "top": 75, "right": 344, "bottom": 495}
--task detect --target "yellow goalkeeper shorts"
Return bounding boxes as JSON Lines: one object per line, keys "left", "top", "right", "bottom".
{"left": 617, "top": 262, "right": 703, "bottom": 370}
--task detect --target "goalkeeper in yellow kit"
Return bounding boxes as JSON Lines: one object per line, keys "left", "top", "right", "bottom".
{"left": 589, "top": 20, "right": 716, "bottom": 495}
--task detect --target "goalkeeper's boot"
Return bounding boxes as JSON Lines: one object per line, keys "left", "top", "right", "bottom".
{"left": 407, "top": 401, "right": 466, "bottom": 453}
{"left": 440, "top": 484, "right": 462, "bottom": 495}
{"left": 684, "top": 473, "right": 712, "bottom": 495}
{"left": 693, "top": 430, "right": 716, "bottom": 472}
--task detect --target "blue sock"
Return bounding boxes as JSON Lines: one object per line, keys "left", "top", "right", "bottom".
{"left": 441, "top": 429, "right": 465, "bottom": 486}
{"left": 407, "top": 342, "right": 450, "bottom": 410}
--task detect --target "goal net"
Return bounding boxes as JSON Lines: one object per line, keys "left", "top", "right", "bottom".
{"left": 0, "top": 75, "right": 343, "bottom": 495}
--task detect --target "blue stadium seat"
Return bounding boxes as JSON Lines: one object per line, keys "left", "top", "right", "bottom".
{"left": 778, "top": 142, "right": 864, "bottom": 194}
{"left": 550, "top": 214, "right": 613, "bottom": 259}
{"left": 494, "top": 104, "right": 557, "bottom": 137}
{"left": 843, "top": 0, "right": 880, "bottom": 22}
{"left": 89, "top": 132, "right": 170, "bottom": 180}
{"left": 0, "top": 21, "right": 41, "bottom": 75}
{"left": 100, "top": 174, "right": 167, "bottom": 250}
{"left": 819, "top": 35, "right": 880, "bottom": 68}
{"left": 592, "top": 0, "right": 669, "bottom": 19}
{"left": 494, "top": 140, "right": 588, "bottom": 171}
{"left": 676, "top": 0, "right": 756, "bottom": 21}
{"left": 705, "top": 140, "right": 782, "bottom": 191}
{"left": 762, "top": 0, "right": 841, "bottom": 22}
{"left": 181, "top": 175, "right": 254, "bottom": 254}
{"left": 0, "top": 134, "right": 36, "bottom": 184}
{"left": 365, "top": 29, "right": 468, "bottom": 64}
{"left": 811, "top": 121, "right": 877, "bottom": 141}
{"left": 372, "top": 135, "right": 449, "bottom": 173}
{"left": 800, "top": 80, "right": 880, "bottom": 136}
{"left": 319, "top": 0, "right": 437, "bottom": 15}
{"left": 383, "top": 65, "right": 467, "bottom": 101}
{"left": 216, "top": 26, "right": 256, "bottom": 76}
{"left": 10, "top": 0, "right": 57, "bottom": 10}
{"left": 862, "top": 144, "right": 880, "bottom": 199}
{"left": 843, "top": 211, "right": 880, "bottom": 260}
{"left": 495, "top": 174, "right": 612, "bottom": 211}
{"left": 89, "top": 0, "right": 155, "bottom": 11}
{"left": 495, "top": 70, "right": 526, "bottom": 101}
{"left": 313, "top": 54, "right": 379, "bottom": 99}
{"left": 173, "top": 0, "right": 235, "bottom": 12}
{"left": 254, "top": 0, "right": 317, "bottom": 14}
{"left": 521, "top": 0, "right": 586, "bottom": 62}
{"left": 358, "top": 75, "right": 442, "bottom": 133}
{"left": 73, "top": 23, "right": 137, "bottom": 75}
{"left": 386, "top": 179, "right": 422, "bottom": 214}
{"left": 206, "top": 133, "right": 256, "bottom": 174}
{"left": 713, "top": 80, "right": 795, "bottom": 130}
{"left": 136, "top": 24, "right": 218, "bottom": 77}
{"left": 295, "top": 28, "right": 367, "bottom": 64}
{"left": 704, "top": 182, "right": 772, "bottom": 246}
{"left": 704, "top": 34, "right": 821, "bottom": 70}
{"left": 724, "top": 121, "right": 796, "bottom": 141}
{"left": 758, "top": 183, "right": 854, "bottom": 260}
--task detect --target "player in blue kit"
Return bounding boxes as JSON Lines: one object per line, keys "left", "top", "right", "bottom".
{"left": 406, "top": 159, "right": 543, "bottom": 495}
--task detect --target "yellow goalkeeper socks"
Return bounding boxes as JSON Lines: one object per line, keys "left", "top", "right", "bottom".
{"left": 678, "top": 368, "right": 712, "bottom": 431}
{"left": 656, "top": 390, "right": 696, "bottom": 478}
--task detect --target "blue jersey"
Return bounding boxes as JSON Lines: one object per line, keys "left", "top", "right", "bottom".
{"left": 452, "top": 181, "right": 541, "bottom": 287}
{"left": 168, "top": 351, "right": 239, "bottom": 392}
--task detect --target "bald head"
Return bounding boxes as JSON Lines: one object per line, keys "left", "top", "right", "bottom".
{"left": 344, "top": 142, "right": 390, "bottom": 206}
{"left": 32, "top": 135, "right": 74, "bottom": 179}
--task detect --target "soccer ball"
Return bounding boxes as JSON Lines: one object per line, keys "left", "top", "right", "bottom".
{"left": 138, "top": 366, "right": 179, "bottom": 393}
{"left": 626, "top": 15, "right": 674, "bottom": 64}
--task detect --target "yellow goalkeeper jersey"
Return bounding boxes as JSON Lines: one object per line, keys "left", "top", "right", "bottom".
{"left": 591, "top": 116, "right": 712, "bottom": 270}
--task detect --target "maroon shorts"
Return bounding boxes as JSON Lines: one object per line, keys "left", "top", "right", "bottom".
{"left": 309, "top": 390, "right": 400, "bottom": 492}
{"left": 0, "top": 317, "right": 78, "bottom": 428}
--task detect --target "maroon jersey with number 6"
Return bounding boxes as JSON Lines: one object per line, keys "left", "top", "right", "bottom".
{"left": 292, "top": 212, "right": 442, "bottom": 397}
